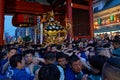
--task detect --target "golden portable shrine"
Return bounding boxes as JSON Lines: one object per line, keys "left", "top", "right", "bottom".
{"left": 43, "top": 11, "right": 68, "bottom": 44}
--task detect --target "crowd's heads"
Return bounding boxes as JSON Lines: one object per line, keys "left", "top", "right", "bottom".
{"left": 0, "top": 52, "right": 7, "bottom": 59}
{"left": 50, "top": 44, "right": 57, "bottom": 52}
{"left": 64, "top": 49, "right": 74, "bottom": 57}
{"left": 95, "top": 48, "right": 111, "bottom": 58}
{"left": 46, "top": 45, "right": 51, "bottom": 52}
{"left": 66, "top": 43, "right": 73, "bottom": 49}
{"left": 18, "top": 45, "right": 28, "bottom": 52}
{"left": 56, "top": 52, "right": 69, "bottom": 69}
{"left": 7, "top": 48, "right": 17, "bottom": 59}
{"left": 0, "top": 46, "right": 3, "bottom": 52}
{"left": 23, "top": 49, "right": 35, "bottom": 56}
{"left": 38, "top": 64, "right": 60, "bottom": 80}
{"left": 102, "top": 57, "right": 120, "bottom": 80}
{"left": 22, "top": 49, "right": 34, "bottom": 64}
{"left": 111, "top": 39, "right": 120, "bottom": 49}
{"left": 5, "top": 44, "right": 14, "bottom": 49}
{"left": 10, "top": 54, "right": 25, "bottom": 69}
{"left": 44, "top": 52, "right": 56, "bottom": 64}
{"left": 88, "top": 55, "right": 108, "bottom": 74}
{"left": 69, "top": 55, "right": 82, "bottom": 73}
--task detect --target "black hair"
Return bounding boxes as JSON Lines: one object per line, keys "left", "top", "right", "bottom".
{"left": 38, "top": 64, "right": 60, "bottom": 80}
{"left": 50, "top": 44, "right": 57, "bottom": 48}
{"left": 0, "top": 52, "right": 7, "bottom": 59}
{"left": 40, "top": 48, "right": 47, "bottom": 53}
{"left": 8, "top": 48, "right": 17, "bottom": 53}
{"left": 112, "top": 39, "right": 120, "bottom": 44}
{"left": 56, "top": 45, "right": 62, "bottom": 50}
{"left": 69, "top": 55, "right": 80, "bottom": 65}
{"left": 65, "top": 43, "right": 72, "bottom": 47}
{"left": 0, "top": 46, "right": 3, "bottom": 52}
{"left": 43, "top": 52, "right": 56, "bottom": 61}
{"left": 10, "top": 54, "right": 23, "bottom": 68}
{"left": 88, "top": 55, "right": 108, "bottom": 73}
{"left": 107, "top": 57, "right": 120, "bottom": 69}
{"left": 5, "top": 44, "right": 13, "bottom": 49}
{"left": 22, "top": 49, "right": 34, "bottom": 56}
{"left": 56, "top": 52, "right": 69, "bottom": 61}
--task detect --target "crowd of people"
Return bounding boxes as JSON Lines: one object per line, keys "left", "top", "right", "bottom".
{"left": 0, "top": 36, "right": 120, "bottom": 80}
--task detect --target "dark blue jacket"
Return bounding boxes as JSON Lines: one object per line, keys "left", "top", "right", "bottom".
{"left": 112, "top": 48, "right": 120, "bottom": 57}
{"left": 65, "top": 66, "right": 83, "bottom": 80}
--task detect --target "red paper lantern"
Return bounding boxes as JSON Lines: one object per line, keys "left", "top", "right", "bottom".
{"left": 12, "top": 14, "right": 37, "bottom": 27}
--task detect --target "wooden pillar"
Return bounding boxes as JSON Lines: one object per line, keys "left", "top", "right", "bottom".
{"left": 66, "top": 0, "right": 73, "bottom": 41}
{"left": 89, "top": 0, "right": 94, "bottom": 38}
{"left": 0, "top": 0, "right": 4, "bottom": 46}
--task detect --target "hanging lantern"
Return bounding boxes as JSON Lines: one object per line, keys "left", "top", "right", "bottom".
{"left": 117, "top": 18, "right": 120, "bottom": 22}
{"left": 110, "top": 15, "right": 114, "bottom": 21}
{"left": 94, "top": 21, "right": 98, "bottom": 26}
{"left": 114, "top": 15, "right": 117, "bottom": 22}
{"left": 106, "top": 19, "right": 110, "bottom": 24}
{"left": 102, "top": 20, "right": 106, "bottom": 25}
{"left": 12, "top": 14, "right": 37, "bottom": 27}
{"left": 98, "top": 18, "right": 102, "bottom": 25}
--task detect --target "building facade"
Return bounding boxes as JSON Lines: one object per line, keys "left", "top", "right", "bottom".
{"left": 93, "top": 0, "right": 120, "bottom": 37}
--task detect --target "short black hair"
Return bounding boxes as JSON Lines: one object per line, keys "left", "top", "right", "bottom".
{"left": 56, "top": 52, "right": 69, "bottom": 61}
{"left": 22, "top": 49, "right": 34, "bottom": 56}
{"left": 8, "top": 48, "right": 17, "bottom": 53}
{"left": 50, "top": 44, "right": 57, "bottom": 48}
{"left": 38, "top": 64, "right": 60, "bottom": 80}
{"left": 10, "top": 54, "right": 23, "bottom": 68}
{"left": 44, "top": 52, "right": 56, "bottom": 61}
{"left": 111, "top": 39, "right": 120, "bottom": 44}
{"left": 69, "top": 55, "right": 80, "bottom": 65}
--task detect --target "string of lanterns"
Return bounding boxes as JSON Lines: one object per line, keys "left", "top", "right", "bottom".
{"left": 94, "top": 14, "right": 120, "bottom": 29}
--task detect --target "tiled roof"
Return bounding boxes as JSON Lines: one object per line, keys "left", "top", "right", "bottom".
{"left": 94, "top": 0, "right": 120, "bottom": 13}
{"left": 102, "top": 0, "right": 120, "bottom": 10}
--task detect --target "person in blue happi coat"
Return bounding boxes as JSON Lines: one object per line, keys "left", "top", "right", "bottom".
{"left": 9, "top": 54, "right": 34, "bottom": 80}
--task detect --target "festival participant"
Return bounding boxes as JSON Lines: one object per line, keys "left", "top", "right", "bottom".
{"left": 9, "top": 54, "right": 34, "bottom": 80}
{"left": 102, "top": 57, "right": 120, "bottom": 80}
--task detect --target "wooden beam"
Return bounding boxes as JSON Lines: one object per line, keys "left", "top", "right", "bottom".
{"left": 66, "top": 0, "right": 74, "bottom": 40}
{"left": 52, "top": 0, "right": 65, "bottom": 9}
{"left": 54, "top": 6, "right": 66, "bottom": 13}
{"left": 5, "top": 0, "right": 52, "bottom": 15}
{"left": 89, "top": 0, "right": 94, "bottom": 38}
{"left": 84, "top": 0, "right": 89, "bottom": 1}
{"left": 71, "top": 3, "right": 89, "bottom": 10}
{"left": 0, "top": 0, "right": 4, "bottom": 46}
